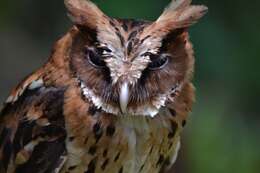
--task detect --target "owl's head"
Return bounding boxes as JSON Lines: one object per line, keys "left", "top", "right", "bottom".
{"left": 65, "top": 0, "right": 207, "bottom": 117}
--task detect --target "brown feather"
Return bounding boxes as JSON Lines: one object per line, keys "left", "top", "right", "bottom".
{"left": 0, "top": 0, "right": 207, "bottom": 172}
{"left": 65, "top": 0, "right": 106, "bottom": 30}
{"left": 140, "top": 0, "right": 207, "bottom": 53}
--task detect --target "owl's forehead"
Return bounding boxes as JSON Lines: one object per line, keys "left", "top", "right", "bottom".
{"left": 97, "top": 19, "right": 156, "bottom": 61}
{"left": 117, "top": 19, "right": 149, "bottom": 33}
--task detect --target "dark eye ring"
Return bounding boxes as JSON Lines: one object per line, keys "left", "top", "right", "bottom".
{"left": 86, "top": 48, "right": 106, "bottom": 68}
{"left": 148, "top": 54, "right": 169, "bottom": 70}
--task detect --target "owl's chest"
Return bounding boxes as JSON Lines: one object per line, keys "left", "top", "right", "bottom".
{"left": 62, "top": 113, "right": 181, "bottom": 173}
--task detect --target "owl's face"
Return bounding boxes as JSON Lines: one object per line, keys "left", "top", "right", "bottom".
{"left": 66, "top": 0, "right": 207, "bottom": 117}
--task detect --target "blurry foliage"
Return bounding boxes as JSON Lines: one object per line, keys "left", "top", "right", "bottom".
{"left": 0, "top": 0, "right": 260, "bottom": 173}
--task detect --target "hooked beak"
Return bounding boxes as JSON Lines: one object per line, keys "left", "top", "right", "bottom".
{"left": 120, "top": 82, "right": 129, "bottom": 113}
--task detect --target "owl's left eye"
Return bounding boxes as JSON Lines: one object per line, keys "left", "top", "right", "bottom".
{"left": 147, "top": 54, "right": 169, "bottom": 70}
{"left": 86, "top": 48, "right": 106, "bottom": 68}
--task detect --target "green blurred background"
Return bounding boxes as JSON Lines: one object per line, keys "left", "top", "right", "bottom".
{"left": 0, "top": 0, "right": 260, "bottom": 173}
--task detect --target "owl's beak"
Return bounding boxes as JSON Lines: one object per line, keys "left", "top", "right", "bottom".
{"left": 120, "top": 82, "right": 129, "bottom": 113}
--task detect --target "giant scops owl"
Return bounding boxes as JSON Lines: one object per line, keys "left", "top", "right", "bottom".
{"left": 0, "top": 0, "right": 207, "bottom": 173}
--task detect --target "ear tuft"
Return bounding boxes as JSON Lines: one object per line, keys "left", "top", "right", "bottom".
{"left": 64, "top": 0, "right": 107, "bottom": 30}
{"left": 139, "top": 0, "right": 207, "bottom": 54}
{"left": 156, "top": 0, "right": 208, "bottom": 28}
{"left": 157, "top": 0, "right": 192, "bottom": 22}
{"left": 175, "top": 5, "right": 208, "bottom": 27}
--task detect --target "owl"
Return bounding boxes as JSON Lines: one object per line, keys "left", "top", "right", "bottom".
{"left": 0, "top": 0, "right": 207, "bottom": 173}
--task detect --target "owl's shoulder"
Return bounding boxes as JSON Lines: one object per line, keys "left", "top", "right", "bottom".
{"left": 0, "top": 67, "right": 69, "bottom": 172}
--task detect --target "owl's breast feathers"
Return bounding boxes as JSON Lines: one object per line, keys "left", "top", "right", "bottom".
{"left": 0, "top": 28, "right": 194, "bottom": 173}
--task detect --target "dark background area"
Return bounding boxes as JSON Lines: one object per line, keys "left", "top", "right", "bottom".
{"left": 0, "top": 0, "right": 259, "bottom": 173}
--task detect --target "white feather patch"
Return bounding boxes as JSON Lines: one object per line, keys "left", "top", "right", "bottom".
{"left": 5, "top": 78, "right": 44, "bottom": 104}
{"left": 171, "top": 140, "right": 181, "bottom": 165}
{"left": 28, "top": 79, "right": 44, "bottom": 90}
{"left": 78, "top": 79, "right": 182, "bottom": 117}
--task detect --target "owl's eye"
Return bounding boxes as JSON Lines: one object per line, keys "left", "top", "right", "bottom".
{"left": 86, "top": 48, "right": 106, "bottom": 68}
{"left": 147, "top": 54, "right": 169, "bottom": 70}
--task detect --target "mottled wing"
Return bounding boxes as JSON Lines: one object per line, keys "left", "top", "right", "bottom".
{"left": 160, "top": 82, "right": 195, "bottom": 173}
{"left": 0, "top": 74, "right": 67, "bottom": 173}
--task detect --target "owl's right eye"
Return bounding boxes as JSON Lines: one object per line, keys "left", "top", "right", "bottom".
{"left": 86, "top": 48, "right": 106, "bottom": 68}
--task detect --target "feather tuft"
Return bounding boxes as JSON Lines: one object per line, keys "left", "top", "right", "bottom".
{"left": 64, "top": 0, "right": 106, "bottom": 30}
{"left": 156, "top": 0, "right": 208, "bottom": 28}
{"left": 157, "top": 0, "right": 192, "bottom": 22}
{"left": 139, "top": 0, "right": 207, "bottom": 52}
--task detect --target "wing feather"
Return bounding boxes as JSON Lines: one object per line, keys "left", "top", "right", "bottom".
{"left": 0, "top": 77, "right": 67, "bottom": 173}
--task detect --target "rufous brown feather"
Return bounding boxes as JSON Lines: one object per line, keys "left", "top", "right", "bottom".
{"left": 0, "top": 0, "right": 207, "bottom": 172}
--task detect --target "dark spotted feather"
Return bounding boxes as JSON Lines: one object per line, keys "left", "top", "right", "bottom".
{"left": 0, "top": 85, "right": 67, "bottom": 173}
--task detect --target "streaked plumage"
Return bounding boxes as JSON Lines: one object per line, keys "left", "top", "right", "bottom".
{"left": 0, "top": 0, "right": 207, "bottom": 173}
